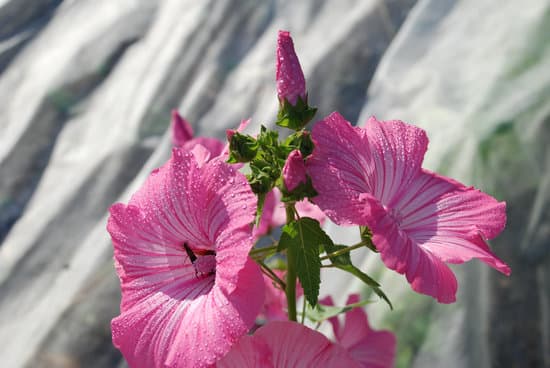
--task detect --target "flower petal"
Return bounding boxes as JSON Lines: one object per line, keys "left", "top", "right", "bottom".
{"left": 171, "top": 110, "right": 194, "bottom": 147}
{"left": 365, "top": 196, "right": 459, "bottom": 303}
{"left": 307, "top": 112, "right": 374, "bottom": 225}
{"left": 364, "top": 117, "right": 428, "bottom": 207}
{"left": 322, "top": 295, "right": 396, "bottom": 368}
{"left": 397, "top": 169, "right": 510, "bottom": 275}
{"left": 259, "top": 270, "right": 304, "bottom": 322}
{"left": 217, "top": 321, "right": 360, "bottom": 368}
{"left": 111, "top": 258, "right": 263, "bottom": 368}
{"left": 182, "top": 137, "right": 225, "bottom": 160}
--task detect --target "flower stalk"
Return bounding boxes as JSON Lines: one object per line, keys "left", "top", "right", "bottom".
{"left": 285, "top": 203, "right": 298, "bottom": 322}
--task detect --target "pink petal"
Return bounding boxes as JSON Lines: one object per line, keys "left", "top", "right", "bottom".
{"left": 171, "top": 110, "right": 194, "bottom": 147}
{"left": 259, "top": 270, "right": 304, "bottom": 322}
{"left": 397, "top": 169, "right": 510, "bottom": 275}
{"left": 282, "top": 149, "right": 307, "bottom": 191}
{"left": 364, "top": 116, "right": 428, "bottom": 206}
{"left": 276, "top": 30, "right": 306, "bottom": 105}
{"left": 107, "top": 148, "right": 263, "bottom": 367}
{"left": 295, "top": 198, "right": 326, "bottom": 224}
{"left": 217, "top": 321, "right": 360, "bottom": 368}
{"left": 321, "top": 295, "right": 396, "bottom": 368}
{"left": 182, "top": 137, "right": 225, "bottom": 160}
{"left": 111, "top": 258, "right": 263, "bottom": 368}
{"left": 307, "top": 112, "right": 374, "bottom": 225}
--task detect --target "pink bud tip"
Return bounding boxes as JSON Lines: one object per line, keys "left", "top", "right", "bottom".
{"left": 171, "top": 110, "right": 193, "bottom": 147}
{"left": 283, "top": 150, "right": 307, "bottom": 191}
{"left": 276, "top": 30, "right": 306, "bottom": 105}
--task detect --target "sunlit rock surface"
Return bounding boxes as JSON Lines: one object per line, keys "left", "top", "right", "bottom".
{"left": 0, "top": 0, "right": 547, "bottom": 367}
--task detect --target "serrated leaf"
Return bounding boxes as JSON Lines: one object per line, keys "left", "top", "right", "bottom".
{"left": 302, "top": 298, "right": 375, "bottom": 323}
{"left": 280, "top": 217, "right": 330, "bottom": 306}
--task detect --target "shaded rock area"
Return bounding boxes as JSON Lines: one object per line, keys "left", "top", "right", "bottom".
{"left": 0, "top": 0, "right": 548, "bottom": 367}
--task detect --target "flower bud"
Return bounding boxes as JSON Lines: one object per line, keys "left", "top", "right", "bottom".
{"left": 282, "top": 149, "right": 307, "bottom": 192}
{"left": 276, "top": 30, "right": 306, "bottom": 105}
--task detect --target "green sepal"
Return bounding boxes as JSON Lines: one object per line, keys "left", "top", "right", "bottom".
{"left": 360, "top": 225, "right": 378, "bottom": 252}
{"left": 276, "top": 95, "right": 317, "bottom": 131}
{"left": 227, "top": 132, "right": 258, "bottom": 163}
{"left": 283, "top": 130, "right": 315, "bottom": 158}
{"left": 281, "top": 175, "right": 318, "bottom": 202}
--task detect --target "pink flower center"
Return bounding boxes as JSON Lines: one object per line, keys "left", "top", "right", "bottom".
{"left": 194, "top": 254, "right": 216, "bottom": 276}
{"left": 183, "top": 243, "right": 216, "bottom": 277}
{"left": 385, "top": 206, "right": 404, "bottom": 226}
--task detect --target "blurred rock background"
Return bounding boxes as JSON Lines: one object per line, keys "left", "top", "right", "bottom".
{"left": 0, "top": 0, "right": 548, "bottom": 367}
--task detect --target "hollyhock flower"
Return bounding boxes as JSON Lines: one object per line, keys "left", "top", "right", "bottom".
{"left": 107, "top": 148, "right": 264, "bottom": 368}
{"left": 307, "top": 112, "right": 510, "bottom": 303}
{"left": 217, "top": 321, "right": 360, "bottom": 367}
{"left": 254, "top": 188, "right": 325, "bottom": 238}
{"left": 276, "top": 30, "right": 306, "bottom": 105}
{"left": 282, "top": 149, "right": 307, "bottom": 191}
{"left": 259, "top": 270, "right": 304, "bottom": 322}
{"left": 321, "top": 294, "right": 396, "bottom": 368}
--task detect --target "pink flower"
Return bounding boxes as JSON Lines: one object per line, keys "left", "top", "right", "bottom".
{"left": 170, "top": 110, "right": 194, "bottom": 147}
{"left": 321, "top": 294, "right": 396, "bottom": 368}
{"left": 282, "top": 149, "right": 307, "bottom": 191}
{"left": 307, "top": 112, "right": 510, "bottom": 303}
{"left": 217, "top": 321, "right": 360, "bottom": 367}
{"left": 276, "top": 30, "right": 306, "bottom": 105}
{"left": 254, "top": 188, "right": 326, "bottom": 238}
{"left": 107, "top": 148, "right": 264, "bottom": 368}
{"left": 259, "top": 270, "right": 304, "bottom": 322}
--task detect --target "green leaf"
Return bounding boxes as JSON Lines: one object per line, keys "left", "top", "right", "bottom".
{"left": 323, "top": 244, "right": 351, "bottom": 265}
{"left": 303, "top": 298, "right": 375, "bottom": 323}
{"left": 276, "top": 95, "right": 317, "bottom": 131}
{"left": 322, "top": 240, "right": 392, "bottom": 309}
{"left": 280, "top": 217, "right": 330, "bottom": 306}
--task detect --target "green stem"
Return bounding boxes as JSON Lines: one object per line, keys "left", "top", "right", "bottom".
{"left": 257, "top": 260, "right": 286, "bottom": 290}
{"left": 285, "top": 203, "right": 298, "bottom": 322}
{"left": 319, "top": 241, "right": 367, "bottom": 261}
{"left": 249, "top": 244, "right": 278, "bottom": 257}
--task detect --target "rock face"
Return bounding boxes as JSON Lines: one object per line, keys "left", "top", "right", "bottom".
{"left": 0, "top": 0, "right": 547, "bottom": 367}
